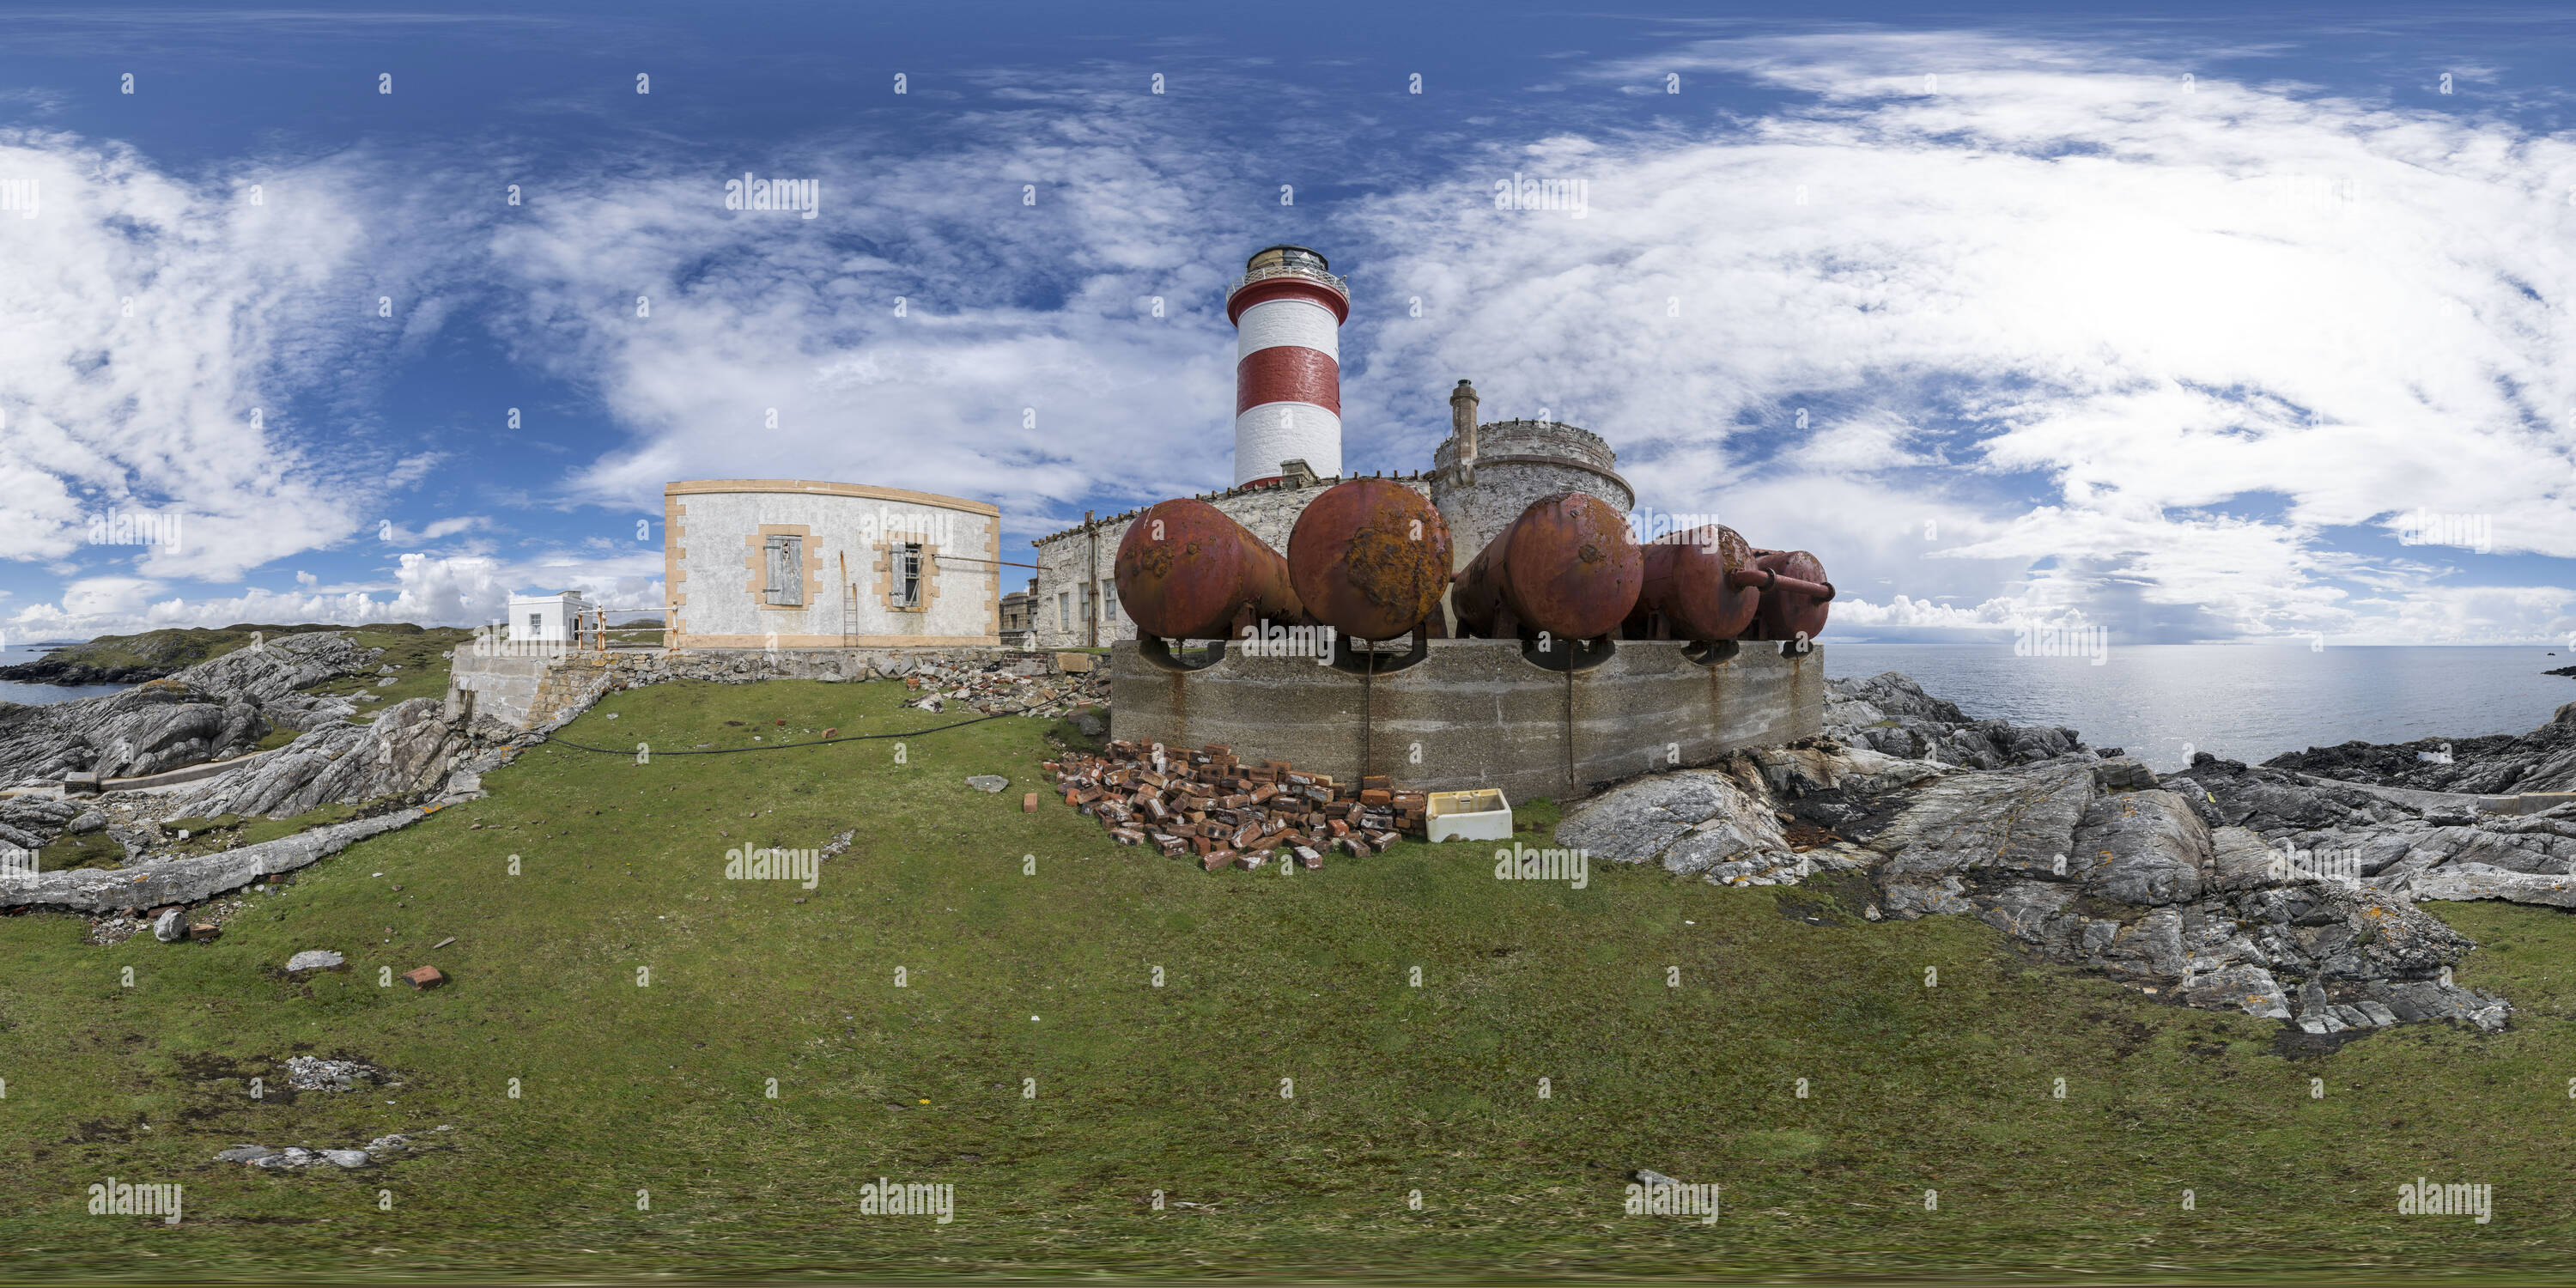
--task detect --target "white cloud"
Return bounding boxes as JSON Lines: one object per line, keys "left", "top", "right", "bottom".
{"left": 0, "top": 131, "right": 421, "bottom": 582}
{"left": 1351, "top": 32, "right": 2576, "bottom": 641}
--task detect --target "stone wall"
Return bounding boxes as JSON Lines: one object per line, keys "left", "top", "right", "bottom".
{"left": 448, "top": 644, "right": 1036, "bottom": 732}
{"left": 1431, "top": 420, "right": 1635, "bottom": 573}
{"left": 1109, "top": 637, "right": 1825, "bottom": 803}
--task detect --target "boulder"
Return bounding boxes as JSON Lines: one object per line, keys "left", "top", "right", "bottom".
{"left": 1556, "top": 765, "right": 1798, "bottom": 881}
{"left": 158, "top": 699, "right": 465, "bottom": 819}
{"left": 965, "top": 775, "right": 1008, "bottom": 793}
{"left": 286, "top": 949, "right": 346, "bottom": 973}
{"left": 153, "top": 908, "right": 186, "bottom": 942}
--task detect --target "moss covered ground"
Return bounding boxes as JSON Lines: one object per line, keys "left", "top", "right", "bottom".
{"left": 3, "top": 677, "right": 2573, "bottom": 1280}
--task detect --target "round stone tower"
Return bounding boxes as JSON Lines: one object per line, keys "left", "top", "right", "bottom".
{"left": 1429, "top": 381, "right": 1635, "bottom": 571}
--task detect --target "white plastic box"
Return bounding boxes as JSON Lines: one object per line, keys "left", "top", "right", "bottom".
{"left": 1425, "top": 788, "right": 1514, "bottom": 843}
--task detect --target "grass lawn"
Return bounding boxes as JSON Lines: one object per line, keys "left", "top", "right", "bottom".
{"left": 3, "top": 676, "right": 2573, "bottom": 1280}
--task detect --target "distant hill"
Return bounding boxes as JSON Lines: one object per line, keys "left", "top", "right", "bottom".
{"left": 0, "top": 623, "right": 431, "bottom": 686}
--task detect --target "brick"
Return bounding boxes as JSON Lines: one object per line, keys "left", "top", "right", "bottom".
{"left": 1238, "top": 850, "right": 1270, "bottom": 872}
{"left": 188, "top": 922, "right": 221, "bottom": 942}
{"left": 1023, "top": 793, "right": 1040, "bottom": 813}
{"left": 402, "top": 966, "right": 445, "bottom": 989}
{"left": 1296, "top": 846, "right": 1324, "bottom": 870}
{"left": 1359, "top": 788, "right": 1393, "bottom": 806}
{"left": 1362, "top": 775, "right": 1391, "bottom": 791}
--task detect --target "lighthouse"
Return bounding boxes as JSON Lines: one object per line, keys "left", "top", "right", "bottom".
{"left": 1224, "top": 245, "right": 1347, "bottom": 487}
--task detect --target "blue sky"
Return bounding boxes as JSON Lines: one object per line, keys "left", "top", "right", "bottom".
{"left": 3, "top": 0, "right": 2573, "bottom": 644}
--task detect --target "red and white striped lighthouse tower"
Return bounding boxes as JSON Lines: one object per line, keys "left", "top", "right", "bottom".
{"left": 1224, "top": 245, "right": 1348, "bottom": 487}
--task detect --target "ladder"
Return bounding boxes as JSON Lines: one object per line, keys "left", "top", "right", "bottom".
{"left": 840, "top": 552, "right": 858, "bottom": 646}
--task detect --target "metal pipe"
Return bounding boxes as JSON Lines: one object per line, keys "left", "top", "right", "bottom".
{"left": 1726, "top": 567, "right": 1837, "bottom": 601}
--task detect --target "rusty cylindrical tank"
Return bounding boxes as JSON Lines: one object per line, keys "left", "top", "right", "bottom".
{"left": 1452, "top": 492, "right": 1643, "bottom": 641}
{"left": 1741, "top": 548, "right": 1835, "bottom": 642}
{"left": 1114, "top": 499, "right": 1303, "bottom": 641}
{"left": 1285, "top": 478, "right": 1454, "bottom": 641}
{"left": 1627, "top": 523, "right": 1761, "bottom": 643}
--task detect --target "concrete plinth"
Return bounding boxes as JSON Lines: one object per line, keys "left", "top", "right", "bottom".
{"left": 1109, "top": 638, "right": 1824, "bottom": 803}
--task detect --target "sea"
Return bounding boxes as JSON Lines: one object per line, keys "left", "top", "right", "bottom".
{"left": 1820, "top": 643, "right": 2576, "bottom": 772}
{"left": 0, "top": 645, "right": 130, "bottom": 707}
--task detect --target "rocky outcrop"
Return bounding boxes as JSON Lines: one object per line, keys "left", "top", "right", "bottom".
{"left": 2263, "top": 701, "right": 2576, "bottom": 797}
{"left": 0, "top": 633, "right": 377, "bottom": 789}
{"left": 1561, "top": 672, "right": 2544, "bottom": 1036}
{"left": 1857, "top": 749, "right": 2507, "bottom": 1033}
{"left": 156, "top": 699, "right": 468, "bottom": 819}
{"left": 1825, "top": 671, "right": 2087, "bottom": 769}
{"left": 0, "top": 808, "right": 423, "bottom": 913}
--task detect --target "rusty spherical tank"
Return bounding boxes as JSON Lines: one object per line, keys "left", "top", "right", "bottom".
{"left": 1285, "top": 478, "right": 1454, "bottom": 641}
{"left": 1744, "top": 548, "right": 1834, "bottom": 642}
{"left": 1453, "top": 492, "right": 1643, "bottom": 641}
{"left": 1114, "top": 499, "right": 1303, "bottom": 641}
{"left": 1629, "top": 523, "right": 1760, "bottom": 642}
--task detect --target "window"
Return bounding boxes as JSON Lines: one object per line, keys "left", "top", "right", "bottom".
{"left": 892, "top": 544, "right": 922, "bottom": 609}
{"left": 1057, "top": 592, "right": 1070, "bottom": 630}
{"left": 526, "top": 612, "right": 543, "bottom": 638}
{"left": 764, "top": 535, "right": 804, "bottom": 605}
{"left": 1102, "top": 584, "right": 1117, "bottom": 621}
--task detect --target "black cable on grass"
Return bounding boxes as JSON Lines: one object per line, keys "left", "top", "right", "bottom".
{"left": 539, "top": 697, "right": 1072, "bottom": 756}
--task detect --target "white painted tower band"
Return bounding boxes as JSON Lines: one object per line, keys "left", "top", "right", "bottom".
{"left": 1226, "top": 246, "right": 1348, "bottom": 487}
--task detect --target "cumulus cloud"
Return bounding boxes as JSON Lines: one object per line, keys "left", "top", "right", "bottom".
{"left": 1349, "top": 31, "right": 2576, "bottom": 641}
{"left": 483, "top": 106, "right": 1255, "bottom": 539}
{"left": 0, "top": 131, "right": 471, "bottom": 584}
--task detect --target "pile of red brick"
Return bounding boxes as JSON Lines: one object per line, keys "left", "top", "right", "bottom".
{"left": 1047, "top": 741, "right": 1429, "bottom": 872}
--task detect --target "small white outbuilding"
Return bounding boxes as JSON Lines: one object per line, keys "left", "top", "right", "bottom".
{"left": 507, "top": 590, "right": 592, "bottom": 644}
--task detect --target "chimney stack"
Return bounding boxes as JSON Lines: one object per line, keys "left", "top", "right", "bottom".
{"left": 1449, "top": 379, "right": 1480, "bottom": 485}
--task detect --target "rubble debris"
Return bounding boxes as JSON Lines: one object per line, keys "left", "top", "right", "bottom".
{"left": 898, "top": 658, "right": 1108, "bottom": 719}
{"left": 284, "top": 1056, "right": 380, "bottom": 1091}
{"left": 1047, "top": 740, "right": 1428, "bottom": 873}
{"left": 286, "top": 949, "right": 345, "bottom": 973}
{"left": 401, "top": 966, "right": 446, "bottom": 989}
{"left": 966, "top": 775, "right": 1008, "bottom": 793}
